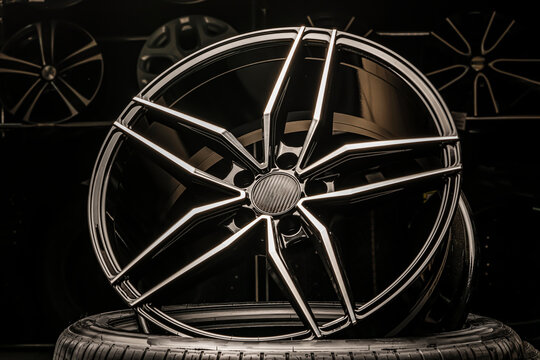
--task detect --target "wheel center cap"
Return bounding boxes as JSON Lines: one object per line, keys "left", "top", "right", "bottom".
{"left": 41, "top": 65, "right": 57, "bottom": 81}
{"left": 471, "top": 56, "right": 485, "bottom": 72}
{"left": 251, "top": 173, "right": 301, "bottom": 215}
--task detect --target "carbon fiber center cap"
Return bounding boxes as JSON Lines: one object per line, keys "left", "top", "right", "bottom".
{"left": 251, "top": 173, "right": 301, "bottom": 215}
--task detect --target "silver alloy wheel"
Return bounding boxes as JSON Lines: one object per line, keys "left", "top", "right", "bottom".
{"left": 89, "top": 27, "right": 462, "bottom": 340}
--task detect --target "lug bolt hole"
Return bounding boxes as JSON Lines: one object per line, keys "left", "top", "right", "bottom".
{"left": 276, "top": 152, "right": 298, "bottom": 170}
{"left": 234, "top": 207, "right": 256, "bottom": 228}
{"left": 234, "top": 170, "right": 254, "bottom": 188}
{"left": 305, "top": 180, "right": 327, "bottom": 196}
{"left": 277, "top": 215, "right": 302, "bottom": 236}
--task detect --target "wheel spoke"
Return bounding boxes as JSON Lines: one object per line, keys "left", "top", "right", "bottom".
{"left": 21, "top": 82, "right": 49, "bottom": 121}
{"left": 431, "top": 18, "right": 471, "bottom": 57}
{"left": 262, "top": 26, "right": 305, "bottom": 169}
{"left": 133, "top": 97, "right": 263, "bottom": 173}
{"left": 58, "top": 77, "right": 91, "bottom": 105}
{"left": 10, "top": 78, "right": 42, "bottom": 114}
{"left": 51, "top": 81, "right": 78, "bottom": 117}
{"left": 57, "top": 40, "right": 103, "bottom": 73}
{"left": 111, "top": 194, "right": 246, "bottom": 285}
{"left": 301, "top": 166, "right": 461, "bottom": 205}
{"left": 296, "top": 204, "right": 356, "bottom": 324}
{"left": 0, "top": 68, "right": 40, "bottom": 78}
{"left": 296, "top": 136, "right": 459, "bottom": 179}
{"left": 296, "top": 29, "right": 337, "bottom": 170}
{"left": 130, "top": 216, "right": 263, "bottom": 306}
{"left": 35, "top": 22, "right": 47, "bottom": 66}
{"left": 481, "top": 11, "right": 515, "bottom": 55}
{"left": 0, "top": 52, "right": 41, "bottom": 70}
{"left": 114, "top": 122, "right": 242, "bottom": 193}
{"left": 488, "top": 58, "right": 540, "bottom": 86}
{"left": 264, "top": 216, "right": 322, "bottom": 337}
{"left": 473, "top": 73, "right": 499, "bottom": 116}
{"left": 425, "top": 64, "right": 469, "bottom": 91}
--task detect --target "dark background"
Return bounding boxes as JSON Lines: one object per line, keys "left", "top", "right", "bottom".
{"left": 0, "top": 0, "right": 538, "bottom": 352}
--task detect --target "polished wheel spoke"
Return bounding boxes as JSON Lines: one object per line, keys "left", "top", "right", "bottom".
{"left": 133, "top": 97, "right": 263, "bottom": 173}
{"left": 296, "top": 205, "right": 356, "bottom": 324}
{"left": 297, "top": 136, "right": 459, "bottom": 179}
{"left": 296, "top": 29, "right": 337, "bottom": 170}
{"left": 262, "top": 26, "right": 305, "bottom": 169}
{"left": 111, "top": 195, "right": 246, "bottom": 285}
{"left": 130, "top": 216, "right": 263, "bottom": 306}
{"left": 114, "top": 122, "right": 242, "bottom": 193}
{"left": 302, "top": 166, "right": 461, "bottom": 205}
{"left": 264, "top": 216, "right": 322, "bottom": 337}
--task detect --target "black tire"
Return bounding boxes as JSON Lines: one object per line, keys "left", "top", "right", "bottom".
{"left": 54, "top": 304, "right": 533, "bottom": 360}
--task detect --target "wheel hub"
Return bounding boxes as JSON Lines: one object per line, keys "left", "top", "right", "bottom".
{"left": 251, "top": 172, "right": 301, "bottom": 215}
{"left": 41, "top": 64, "right": 57, "bottom": 81}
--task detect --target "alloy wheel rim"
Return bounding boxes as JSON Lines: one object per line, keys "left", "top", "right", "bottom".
{"left": 89, "top": 27, "right": 462, "bottom": 340}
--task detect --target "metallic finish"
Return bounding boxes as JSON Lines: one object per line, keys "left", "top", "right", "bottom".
{"left": 264, "top": 216, "right": 322, "bottom": 337}
{"left": 133, "top": 97, "right": 263, "bottom": 173}
{"left": 262, "top": 26, "right": 305, "bottom": 169}
{"left": 110, "top": 194, "right": 245, "bottom": 285}
{"left": 296, "top": 203, "right": 357, "bottom": 324}
{"left": 113, "top": 122, "right": 242, "bottom": 194}
{"left": 251, "top": 173, "right": 301, "bottom": 215}
{"left": 131, "top": 217, "right": 264, "bottom": 306}
{"left": 297, "top": 135, "right": 459, "bottom": 178}
{"left": 89, "top": 27, "right": 464, "bottom": 340}
{"left": 296, "top": 29, "right": 337, "bottom": 170}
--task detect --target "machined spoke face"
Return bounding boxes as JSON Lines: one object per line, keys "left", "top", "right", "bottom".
{"left": 301, "top": 166, "right": 461, "bottom": 205}
{"left": 262, "top": 26, "right": 305, "bottom": 169}
{"left": 91, "top": 27, "right": 463, "bottom": 340}
{"left": 111, "top": 195, "right": 246, "bottom": 285}
{"left": 296, "top": 205, "right": 356, "bottom": 324}
{"left": 296, "top": 136, "right": 459, "bottom": 179}
{"left": 113, "top": 122, "right": 243, "bottom": 193}
{"left": 132, "top": 97, "right": 263, "bottom": 173}
{"left": 296, "top": 29, "right": 337, "bottom": 170}
{"left": 130, "top": 217, "right": 264, "bottom": 306}
{"left": 264, "top": 216, "right": 322, "bottom": 337}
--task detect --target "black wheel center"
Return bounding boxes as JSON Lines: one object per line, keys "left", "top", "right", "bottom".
{"left": 251, "top": 173, "right": 301, "bottom": 215}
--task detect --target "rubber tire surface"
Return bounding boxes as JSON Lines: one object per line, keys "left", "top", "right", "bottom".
{"left": 54, "top": 307, "right": 536, "bottom": 360}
